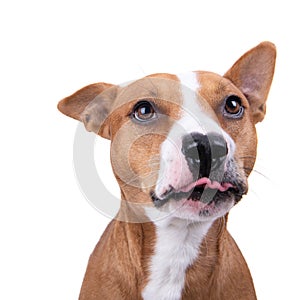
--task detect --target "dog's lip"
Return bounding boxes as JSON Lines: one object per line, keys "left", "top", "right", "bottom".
{"left": 177, "top": 177, "right": 233, "bottom": 194}
{"left": 151, "top": 177, "right": 236, "bottom": 206}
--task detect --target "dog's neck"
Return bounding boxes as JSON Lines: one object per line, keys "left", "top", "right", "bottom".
{"left": 142, "top": 216, "right": 213, "bottom": 299}
{"left": 114, "top": 202, "right": 226, "bottom": 300}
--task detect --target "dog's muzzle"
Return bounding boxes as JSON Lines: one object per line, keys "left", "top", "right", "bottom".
{"left": 150, "top": 131, "right": 247, "bottom": 208}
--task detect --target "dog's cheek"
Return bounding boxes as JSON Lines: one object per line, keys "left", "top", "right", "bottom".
{"left": 219, "top": 113, "right": 258, "bottom": 177}
{"left": 233, "top": 124, "right": 257, "bottom": 177}
{"left": 241, "top": 130, "right": 257, "bottom": 177}
{"left": 128, "top": 134, "right": 165, "bottom": 184}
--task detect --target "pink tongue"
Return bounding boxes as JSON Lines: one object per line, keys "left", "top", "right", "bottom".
{"left": 179, "top": 178, "right": 233, "bottom": 193}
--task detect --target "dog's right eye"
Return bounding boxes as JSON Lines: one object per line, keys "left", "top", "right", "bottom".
{"left": 132, "top": 101, "right": 157, "bottom": 122}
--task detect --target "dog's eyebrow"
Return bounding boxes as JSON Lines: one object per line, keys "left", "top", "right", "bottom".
{"left": 217, "top": 77, "right": 232, "bottom": 94}
{"left": 136, "top": 77, "right": 159, "bottom": 98}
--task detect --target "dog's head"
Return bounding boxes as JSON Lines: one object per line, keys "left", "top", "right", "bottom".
{"left": 58, "top": 42, "right": 276, "bottom": 223}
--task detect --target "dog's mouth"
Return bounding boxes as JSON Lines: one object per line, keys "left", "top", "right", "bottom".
{"left": 151, "top": 176, "right": 245, "bottom": 209}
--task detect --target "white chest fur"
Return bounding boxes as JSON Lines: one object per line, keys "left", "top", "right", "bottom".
{"left": 142, "top": 218, "right": 212, "bottom": 300}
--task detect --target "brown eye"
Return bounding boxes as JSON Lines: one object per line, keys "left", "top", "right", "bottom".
{"left": 224, "top": 95, "right": 244, "bottom": 117}
{"left": 133, "top": 101, "right": 157, "bottom": 122}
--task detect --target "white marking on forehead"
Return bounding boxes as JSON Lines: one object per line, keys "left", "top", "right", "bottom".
{"left": 176, "top": 72, "right": 220, "bottom": 135}
{"left": 177, "top": 71, "right": 200, "bottom": 94}
{"left": 177, "top": 72, "right": 201, "bottom": 114}
{"left": 119, "top": 79, "right": 134, "bottom": 88}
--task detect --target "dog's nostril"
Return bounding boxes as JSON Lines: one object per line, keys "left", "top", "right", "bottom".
{"left": 210, "top": 133, "right": 228, "bottom": 159}
{"left": 181, "top": 132, "right": 228, "bottom": 177}
{"left": 182, "top": 141, "right": 201, "bottom": 163}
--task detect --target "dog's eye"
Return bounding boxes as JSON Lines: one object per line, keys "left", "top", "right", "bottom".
{"left": 224, "top": 95, "right": 244, "bottom": 117}
{"left": 133, "top": 101, "right": 157, "bottom": 122}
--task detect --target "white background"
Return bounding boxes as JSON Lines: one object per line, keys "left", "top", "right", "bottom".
{"left": 1, "top": 0, "right": 299, "bottom": 299}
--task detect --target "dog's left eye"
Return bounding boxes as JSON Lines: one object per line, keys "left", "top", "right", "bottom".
{"left": 132, "top": 101, "right": 157, "bottom": 122}
{"left": 224, "top": 95, "right": 244, "bottom": 118}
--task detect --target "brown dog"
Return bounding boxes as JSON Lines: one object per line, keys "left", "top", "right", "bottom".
{"left": 58, "top": 42, "right": 276, "bottom": 299}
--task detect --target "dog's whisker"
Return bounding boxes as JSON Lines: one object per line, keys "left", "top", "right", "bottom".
{"left": 243, "top": 167, "right": 270, "bottom": 181}
{"left": 237, "top": 155, "right": 257, "bottom": 160}
{"left": 120, "top": 170, "right": 159, "bottom": 189}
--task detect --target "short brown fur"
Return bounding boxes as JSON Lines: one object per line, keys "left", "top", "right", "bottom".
{"left": 58, "top": 42, "right": 276, "bottom": 299}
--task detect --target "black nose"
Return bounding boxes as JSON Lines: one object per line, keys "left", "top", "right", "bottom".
{"left": 181, "top": 132, "right": 228, "bottom": 179}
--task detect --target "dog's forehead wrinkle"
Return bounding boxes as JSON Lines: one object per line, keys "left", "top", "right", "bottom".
{"left": 141, "top": 76, "right": 160, "bottom": 97}
{"left": 130, "top": 80, "right": 159, "bottom": 98}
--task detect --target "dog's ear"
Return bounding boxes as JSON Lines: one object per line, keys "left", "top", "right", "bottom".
{"left": 58, "top": 83, "right": 117, "bottom": 139}
{"left": 224, "top": 42, "right": 276, "bottom": 123}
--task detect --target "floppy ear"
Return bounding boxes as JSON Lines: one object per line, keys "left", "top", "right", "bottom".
{"left": 57, "top": 82, "right": 117, "bottom": 139}
{"left": 224, "top": 41, "right": 276, "bottom": 123}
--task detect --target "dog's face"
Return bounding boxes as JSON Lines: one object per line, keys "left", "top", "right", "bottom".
{"left": 58, "top": 42, "right": 276, "bottom": 223}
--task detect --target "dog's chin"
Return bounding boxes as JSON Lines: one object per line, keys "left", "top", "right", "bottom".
{"left": 151, "top": 185, "right": 244, "bottom": 222}
{"left": 167, "top": 193, "right": 235, "bottom": 222}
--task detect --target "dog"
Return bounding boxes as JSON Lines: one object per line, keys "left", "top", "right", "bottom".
{"left": 58, "top": 42, "right": 276, "bottom": 299}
